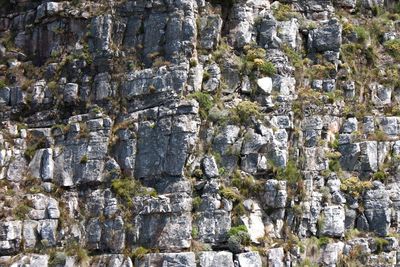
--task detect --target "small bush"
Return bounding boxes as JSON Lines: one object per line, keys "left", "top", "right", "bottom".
{"left": 192, "top": 196, "right": 202, "bottom": 210}
{"left": 24, "top": 135, "right": 47, "bottom": 161}
{"left": 191, "top": 226, "right": 199, "bottom": 239}
{"left": 227, "top": 225, "right": 251, "bottom": 252}
{"left": 257, "top": 60, "right": 276, "bottom": 76}
{"left": 318, "top": 236, "right": 330, "bottom": 247}
{"left": 66, "top": 243, "right": 89, "bottom": 265}
{"left": 0, "top": 80, "right": 7, "bottom": 89}
{"left": 340, "top": 177, "right": 372, "bottom": 198}
{"left": 328, "top": 158, "right": 342, "bottom": 173}
{"left": 375, "top": 237, "right": 389, "bottom": 253}
{"left": 14, "top": 204, "right": 31, "bottom": 220}
{"left": 80, "top": 155, "right": 88, "bottom": 164}
{"left": 273, "top": 4, "right": 298, "bottom": 21}
{"left": 131, "top": 247, "right": 149, "bottom": 260}
{"left": 188, "top": 92, "right": 214, "bottom": 120}
{"left": 372, "top": 171, "right": 387, "bottom": 182}
{"left": 219, "top": 187, "right": 243, "bottom": 202}
{"left": 354, "top": 26, "right": 369, "bottom": 44}
{"left": 275, "top": 160, "right": 302, "bottom": 185}
{"left": 111, "top": 177, "right": 154, "bottom": 205}
{"left": 384, "top": 39, "right": 400, "bottom": 61}
{"left": 231, "top": 101, "right": 261, "bottom": 124}
{"left": 228, "top": 225, "right": 248, "bottom": 237}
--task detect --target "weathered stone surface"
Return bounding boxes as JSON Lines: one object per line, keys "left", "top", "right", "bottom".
{"left": 264, "top": 180, "right": 287, "bottom": 209}
{"left": 198, "top": 251, "right": 234, "bottom": 267}
{"left": 308, "top": 19, "right": 342, "bottom": 53}
{"left": 363, "top": 182, "right": 391, "bottom": 236}
{"left": 136, "top": 252, "right": 196, "bottom": 267}
{"left": 240, "top": 199, "right": 265, "bottom": 243}
{"left": 319, "top": 205, "right": 345, "bottom": 237}
{"left": 199, "top": 15, "right": 222, "bottom": 50}
{"left": 236, "top": 252, "right": 262, "bottom": 267}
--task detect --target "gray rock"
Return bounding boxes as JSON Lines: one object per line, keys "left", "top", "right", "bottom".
{"left": 258, "top": 15, "right": 280, "bottom": 49}
{"left": 371, "top": 83, "right": 392, "bottom": 106}
{"left": 22, "top": 220, "right": 39, "bottom": 249}
{"left": 7, "top": 156, "right": 27, "bottom": 182}
{"left": 203, "top": 63, "right": 221, "bottom": 93}
{"left": 0, "top": 87, "right": 10, "bottom": 105}
{"left": 320, "top": 242, "right": 344, "bottom": 266}
{"left": 196, "top": 209, "right": 231, "bottom": 244}
{"left": 278, "top": 19, "right": 298, "bottom": 49}
{"left": 136, "top": 253, "right": 195, "bottom": 267}
{"left": 202, "top": 156, "right": 219, "bottom": 178}
{"left": 342, "top": 117, "right": 358, "bottom": 133}
{"left": 0, "top": 221, "right": 22, "bottom": 255}
{"left": 319, "top": 205, "right": 345, "bottom": 237}
{"left": 308, "top": 19, "right": 342, "bottom": 53}
{"left": 91, "top": 254, "right": 133, "bottom": 267}
{"left": 198, "top": 251, "right": 234, "bottom": 267}
{"left": 264, "top": 180, "right": 287, "bottom": 209}
{"left": 133, "top": 193, "right": 192, "bottom": 250}
{"left": 199, "top": 15, "right": 223, "bottom": 50}
{"left": 240, "top": 199, "right": 264, "bottom": 243}
{"left": 363, "top": 182, "right": 391, "bottom": 236}
{"left": 267, "top": 247, "right": 284, "bottom": 267}
{"left": 63, "top": 83, "right": 79, "bottom": 104}
{"left": 236, "top": 252, "right": 262, "bottom": 267}
{"left": 9, "top": 254, "right": 49, "bottom": 267}
{"left": 90, "top": 15, "right": 112, "bottom": 53}
{"left": 93, "top": 72, "right": 112, "bottom": 101}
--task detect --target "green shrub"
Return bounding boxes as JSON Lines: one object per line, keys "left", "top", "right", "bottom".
{"left": 318, "top": 236, "right": 330, "bottom": 247}
{"left": 375, "top": 237, "right": 389, "bottom": 253}
{"left": 14, "top": 204, "right": 31, "bottom": 220}
{"left": 66, "top": 243, "right": 89, "bottom": 265}
{"left": 131, "top": 247, "right": 149, "bottom": 260}
{"left": 219, "top": 187, "right": 243, "bottom": 202}
{"left": 0, "top": 80, "right": 7, "bottom": 89}
{"left": 111, "top": 177, "right": 154, "bottom": 205}
{"left": 80, "top": 155, "right": 88, "bottom": 164}
{"left": 228, "top": 225, "right": 248, "bottom": 237}
{"left": 49, "top": 252, "right": 67, "bottom": 267}
{"left": 257, "top": 60, "right": 276, "bottom": 76}
{"left": 231, "top": 101, "right": 261, "bottom": 124}
{"left": 354, "top": 26, "right": 369, "bottom": 44}
{"left": 273, "top": 4, "right": 298, "bottom": 21}
{"left": 192, "top": 196, "right": 202, "bottom": 210}
{"left": 384, "top": 39, "right": 400, "bottom": 61}
{"left": 227, "top": 225, "right": 251, "bottom": 247}
{"left": 231, "top": 171, "right": 262, "bottom": 198}
{"left": 328, "top": 158, "right": 341, "bottom": 173}
{"left": 373, "top": 171, "right": 387, "bottom": 182}
{"left": 24, "top": 135, "right": 47, "bottom": 161}
{"left": 191, "top": 226, "right": 199, "bottom": 239}
{"left": 188, "top": 92, "right": 214, "bottom": 120}
{"left": 275, "top": 160, "right": 302, "bottom": 185}
{"left": 340, "top": 177, "right": 372, "bottom": 197}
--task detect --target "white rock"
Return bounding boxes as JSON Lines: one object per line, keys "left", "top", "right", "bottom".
{"left": 257, "top": 77, "right": 273, "bottom": 94}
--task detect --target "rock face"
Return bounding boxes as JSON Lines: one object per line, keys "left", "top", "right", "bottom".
{"left": 0, "top": 0, "right": 399, "bottom": 266}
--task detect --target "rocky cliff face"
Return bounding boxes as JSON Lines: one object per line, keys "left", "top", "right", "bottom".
{"left": 0, "top": 0, "right": 400, "bottom": 266}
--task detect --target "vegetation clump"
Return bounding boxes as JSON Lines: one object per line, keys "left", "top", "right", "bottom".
{"left": 273, "top": 160, "right": 302, "bottom": 185}
{"left": 111, "top": 177, "right": 156, "bottom": 206}
{"left": 131, "top": 246, "right": 149, "bottom": 260}
{"left": 227, "top": 225, "right": 251, "bottom": 252}
{"left": 384, "top": 39, "right": 400, "bottom": 61}
{"left": 273, "top": 4, "right": 298, "bottom": 21}
{"left": 188, "top": 92, "right": 214, "bottom": 120}
{"left": 340, "top": 177, "right": 372, "bottom": 197}
{"left": 242, "top": 46, "right": 276, "bottom": 76}
{"left": 230, "top": 101, "right": 261, "bottom": 124}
